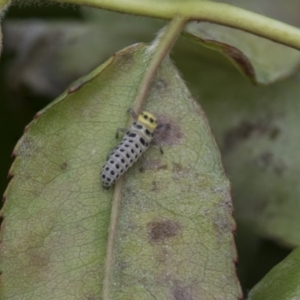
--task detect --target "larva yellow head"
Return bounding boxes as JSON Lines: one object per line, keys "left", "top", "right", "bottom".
{"left": 137, "top": 111, "right": 158, "bottom": 132}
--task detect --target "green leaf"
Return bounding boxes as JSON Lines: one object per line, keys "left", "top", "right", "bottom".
{"left": 0, "top": 44, "right": 241, "bottom": 299}
{"left": 185, "top": 22, "right": 300, "bottom": 84}
{"left": 53, "top": 0, "right": 300, "bottom": 52}
{"left": 175, "top": 41, "right": 300, "bottom": 247}
{"left": 248, "top": 247, "right": 300, "bottom": 300}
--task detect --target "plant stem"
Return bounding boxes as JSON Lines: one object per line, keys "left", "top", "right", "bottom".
{"left": 102, "top": 15, "right": 186, "bottom": 300}
{"left": 133, "top": 15, "right": 187, "bottom": 115}
{"left": 102, "top": 175, "right": 125, "bottom": 300}
{"left": 56, "top": 0, "right": 300, "bottom": 51}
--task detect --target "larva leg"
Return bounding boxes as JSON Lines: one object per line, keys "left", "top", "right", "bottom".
{"left": 115, "top": 108, "right": 137, "bottom": 138}
{"left": 156, "top": 123, "right": 171, "bottom": 131}
{"left": 158, "top": 144, "right": 164, "bottom": 155}
{"left": 150, "top": 143, "right": 164, "bottom": 155}
{"left": 151, "top": 123, "right": 171, "bottom": 154}
{"left": 127, "top": 108, "right": 138, "bottom": 120}
{"left": 138, "top": 155, "right": 149, "bottom": 173}
{"left": 115, "top": 128, "right": 127, "bottom": 139}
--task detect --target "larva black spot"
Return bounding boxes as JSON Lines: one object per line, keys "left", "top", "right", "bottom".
{"left": 144, "top": 114, "right": 148, "bottom": 119}
{"left": 110, "top": 160, "right": 114, "bottom": 164}
{"left": 135, "top": 154, "right": 138, "bottom": 158}
{"left": 121, "top": 169, "right": 123, "bottom": 172}
{"left": 145, "top": 142, "right": 149, "bottom": 147}
{"left": 116, "top": 164, "right": 120, "bottom": 169}
{"left": 136, "top": 124, "right": 143, "bottom": 129}
{"left": 107, "top": 178, "right": 111, "bottom": 182}
{"left": 102, "top": 174, "right": 106, "bottom": 178}
{"left": 128, "top": 133, "right": 137, "bottom": 138}
{"left": 105, "top": 167, "right": 109, "bottom": 171}
{"left": 145, "top": 129, "right": 151, "bottom": 136}
{"left": 116, "top": 154, "right": 120, "bottom": 157}
{"left": 135, "top": 144, "right": 138, "bottom": 148}
{"left": 126, "top": 153, "right": 130, "bottom": 158}
{"left": 121, "top": 159, "right": 125, "bottom": 163}
{"left": 120, "top": 149, "right": 124, "bottom": 152}
{"left": 125, "top": 164, "right": 128, "bottom": 167}
{"left": 129, "top": 140, "right": 134, "bottom": 143}
{"left": 110, "top": 170, "right": 115, "bottom": 175}
{"left": 131, "top": 149, "right": 134, "bottom": 154}
{"left": 124, "top": 144, "right": 129, "bottom": 147}
{"left": 130, "top": 159, "right": 133, "bottom": 163}
{"left": 150, "top": 118, "right": 154, "bottom": 123}
{"left": 140, "top": 137, "right": 146, "bottom": 146}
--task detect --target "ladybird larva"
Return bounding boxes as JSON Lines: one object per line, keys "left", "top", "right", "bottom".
{"left": 101, "top": 110, "right": 158, "bottom": 188}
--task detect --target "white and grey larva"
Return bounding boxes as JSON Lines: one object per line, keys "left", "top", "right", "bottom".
{"left": 101, "top": 110, "right": 158, "bottom": 188}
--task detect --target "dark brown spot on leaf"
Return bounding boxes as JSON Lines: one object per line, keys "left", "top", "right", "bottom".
{"left": 172, "top": 286, "right": 194, "bottom": 300}
{"left": 223, "top": 120, "right": 279, "bottom": 153}
{"left": 269, "top": 127, "right": 281, "bottom": 140}
{"left": 148, "top": 220, "right": 180, "bottom": 242}
{"left": 60, "top": 162, "right": 67, "bottom": 170}
{"left": 223, "top": 121, "right": 260, "bottom": 153}
{"left": 155, "top": 78, "right": 167, "bottom": 90}
{"left": 153, "top": 115, "right": 182, "bottom": 146}
{"left": 258, "top": 152, "right": 273, "bottom": 167}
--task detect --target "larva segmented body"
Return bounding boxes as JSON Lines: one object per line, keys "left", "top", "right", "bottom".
{"left": 101, "top": 111, "right": 158, "bottom": 188}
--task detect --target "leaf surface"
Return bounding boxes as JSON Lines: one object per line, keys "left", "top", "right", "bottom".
{"left": 175, "top": 41, "right": 300, "bottom": 247}
{"left": 0, "top": 44, "right": 241, "bottom": 299}
{"left": 185, "top": 22, "right": 300, "bottom": 84}
{"left": 248, "top": 247, "right": 300, "bottom": 300}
